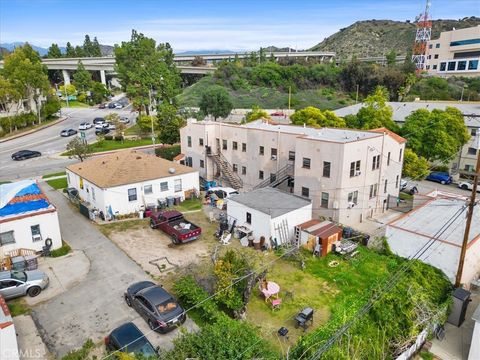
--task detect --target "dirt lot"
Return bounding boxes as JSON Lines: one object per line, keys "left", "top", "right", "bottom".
{"left": 101, "top": 211, "right": 218, "bottom": 278}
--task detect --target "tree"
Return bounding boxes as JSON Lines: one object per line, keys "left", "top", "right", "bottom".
{"left": 90, "top": 82, "right": 109, "bottom": 104}
{"left": 245, "top": 105, "right": 270, "bottom": 123}
{"left": 74, "top": 45, "right": 85, "bottom": 57}
{"left": 41, "top": 95, "right": 61, "bottom": 119}
{"left": 386, "top": 50, "right": 397, "bottom": 67}
{"left": 191, "top": 56, "right": 206, "bottom": 66}
{"left": 66, "top": 137, "right": 91, "bottom": 162}
{"left": 59, "top": 84, "right": 77, "bottom": 96}
{"left": 65, "top": 42, "right": 76, "bottom": 57}
{"left": 73, "top": 61, "right": 92, "bottom": 93}
{"left": 91, "top": 37, "right": 102, "bottom": 57}
{"left": 159, "top": 116, "right": 185, "bottom": 145}
{"left": 402, "top": 107, "right": 470, "bottom": 162}
{"left": 105, "top": 113, "right": 125, "bottom": 137}
{"left": 115, "top": 30, "right": 181, "bottom": 115}
{"left": 291, "top": 106, "right": 346, "bottom": 128}
{"left": 402, "top": 148, "right": 429, "bottom": 179}
{"left": 136, "top": 114, "right": 156, "bottom": 134}
{"left": 47, "top": 43, "right": 62, "bottom": 58}
{"left": 2, "top": 44, "right": 50, "bottom": 122}
{"left": 0, "top": 76, "right": 22, "bottom": 122}
{"left": 83, "top": 35, "right": 93, "bottom": 57}
{"left": 199, "top": 86, "right": 233, "bottom": 121}
{"left": 353, "top": 86, "right": 398, "bottom": 131}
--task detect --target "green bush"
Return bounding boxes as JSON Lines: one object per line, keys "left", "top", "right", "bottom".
{"left": 60, "top": 339, "right": 94, "bottom": 360}
{"left": 156, "top": 144, "right": 181, "bottom": 160}
{"left": 50, "top": 242, "right": 72, "bottom": 257}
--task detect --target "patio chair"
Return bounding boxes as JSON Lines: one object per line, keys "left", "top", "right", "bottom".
{"left": 271, "top": 298, "right": 282, "bottom": 311}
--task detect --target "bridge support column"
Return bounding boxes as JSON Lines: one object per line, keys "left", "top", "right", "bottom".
{"left": 100, "top": 70, "right": 107, "bottom": 86}
{"left": 62, "top": 69, "right": 71, "bottom": 85}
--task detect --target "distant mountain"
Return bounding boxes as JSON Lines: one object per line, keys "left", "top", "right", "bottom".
{"left": 100, "top": 44, "right": 114, "bottom": 56}
{"left": 263, "top": 46, "right": 300, "bottom": 52}
{"left": 0, "top": 42, "right": 49, "bottom": 56}
{"left": 310, "top": 16, "right": 480, "bottom": 59}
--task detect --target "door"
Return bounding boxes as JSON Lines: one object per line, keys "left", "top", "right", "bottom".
{"left": 0, "top": 279, "right": 26, "bottom": 299}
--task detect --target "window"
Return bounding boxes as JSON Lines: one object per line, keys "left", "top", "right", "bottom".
{"left": 30, "top": 225, "right": 41, "bottom": 242}
{"left": 427, "top": 55, "right": 431, "bottom": 59}
{"left": 92, "top": 187, "right": 95, "bottom": 200}
{"left": 200, "top": 159, "right": 205, "bottom": 168}
{"left": 428, "top": 44, "right": 432, "bottom": 49}
{"left": 447, "top": 61, "right": 456, "bottom": 71}
{"left": 321, "top": 192, "right": 329, "bottom": 208}
{"left": 187, "top": 136, "right": 192, "bottom": 147}
{"left": 242, "top": 143, "right": 246, "bottom": 152}
{"left": 384, "top": 179, "right": 388, "bottom": 193}
{"left": 350, "top": 160, "right": 361, "bottom": 177}
{"left": 233, "top": 164, "right": 238, "bottom": 172}
{"left": 435, "top": 43, "right": 440, "bottom": 48}
{"left": 259, "top": 146, "right": 264, "bottom": 155}
{"left": 440, "top": 62, "right": 446, "bottom": 71}
{"left": 434, "top": 54, "right": 439, "bottom": 59}
{"left": 433, "top": 64, "right": 437, "bottom": 70}
{"left": 373, "top": 155, "right": 381, "bottom": 170}
{"left": 259, "top": 170, "right": 264, "bottom": 180}
{"left": 160, "top": 182, "right": 168, "bottom": 191}
{"left": 246, "top": 212, "right": 252, "bottom": 224}
{"left": 144, "top": 185, "right": 153, "bottom": 194}
{"left": 468, "top": 60, "right": 479, "bottom": 70}
{"left": 233, "top": 141, "right": 238, "bottom": 150}
{"left": 450, "top": 38, "right": 480, "bottom": 47}
{"left": 303, "top": 158, "right": 311, "bottom": 169}
{"left": 301, "top": 187, "right": 309, "bottom": 198}
{"left": 399, "top": 149, "right": 403, "bottom": 162}
{"left": 348, "top": 191, "right": 358, "bottom": 205}
{"left": 222, "top": 139, "right": 227, "bottom": 150}
{"left": 174, "top": 179, "right": 182, "bottom": 192}
{"left": 465, "top": 164, "right": 474, "bottom": 172}
{"left": 199, "top": 138, "right": 204, "bottom": 146}
{"left": 468, "top": 147, "right": 477, "bottom": 155}
{"left": 458, "top": 61, "right": 467, "bottom": 71}
{"left": 186, "top": 157, "right": 193, "bottom": 167}
{"left": 271, "top": 148, "right": 277, "bottom": 159}
{"left": 242, "top": 166, "right": 246, "bottom": 175}
{"left": 288, "top": 151, "right": 295, "bottom": 161}
{"left": 369, "top": 184, "right": 378, "bottom": 199}
{"left": 386, "top": 152, "right": 391, "bottom": 166}
{"left": 471, "top": 129, "right": 477, "bottom": 136}
{"left": 323, "top": 161, "right": 331, "bottom": 177}
{"left": 128, "top": 188, "right": 137, "bottom": 202}
{"left": 396, "top": 175, "right": 399, "bottom": 189}
{"left": 270, "top": 173, "right": 276, "bottom": 183}
{"left": 426, "top": 65, "right": 430, "bottom": 70}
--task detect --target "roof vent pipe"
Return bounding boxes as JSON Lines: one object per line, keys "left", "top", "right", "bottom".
{"left": 168, "top": 168, "right": 176, "bottom": 174}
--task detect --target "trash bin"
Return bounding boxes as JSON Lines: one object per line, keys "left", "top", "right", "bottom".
{"left": 174, "top": 196, "right": 181, "bottom": 205}
{"left": 11, "top": 256, "right": 26, "bottom": 271}
{"left": 24, "top": 255, "right": 38, "bottom": 270}
{"left": 158, "top": 198, "right": 167, "bottom": 209}
{"left": 166, "top": 196, "right": 175, "bottom": 207}
{"left": 447, "top": 287, "right": 471, "bottom": 327}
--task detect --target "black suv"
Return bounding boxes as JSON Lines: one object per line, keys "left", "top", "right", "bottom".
{"left": 125, "top": 281, "right": 186, "bottom": 333}
{"left": 95, "top": 127, "right": 110, "bottom": 135}
{"left": 105, "top": 322, "right": 158, "bottom": 358}
{"left": 93, "top": 117, "right": 105, "bottom": 124}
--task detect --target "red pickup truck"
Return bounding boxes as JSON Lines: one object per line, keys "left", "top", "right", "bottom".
{"left": 149, "top": 210, "right": 201, "bottom": 244}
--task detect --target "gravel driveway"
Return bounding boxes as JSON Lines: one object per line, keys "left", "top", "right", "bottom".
{"left": 31, "top": 186, "right": 192, "bottom": 357}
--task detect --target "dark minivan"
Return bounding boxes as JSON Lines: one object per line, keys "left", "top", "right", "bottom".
{"left": 105, "top": 322, "right": 158, "bottom": 358}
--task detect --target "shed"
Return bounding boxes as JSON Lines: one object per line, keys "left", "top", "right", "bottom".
{"left": 227, "top": 187, "right": 312, "bottom": 245}
{"left": 295, "top": 219, "right": 342, "bottom": 256}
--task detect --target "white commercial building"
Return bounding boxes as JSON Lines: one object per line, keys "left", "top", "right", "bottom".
{"left": 386, "top": 191, "right": 480, "bottom": 286}
{"left": 0, "top": 180, "right": 62, "bottom": 255}
{"left": 180, "top": 119, "right": 405, "bottom": 226}
{"left": 425, "top": 25, "right": 480, "bottom": 77}
{"left": 227, "top": 187, "right": 312, "bottom": 244}
{"left": 66, "top": 150, "right": 199, "bottom": 216}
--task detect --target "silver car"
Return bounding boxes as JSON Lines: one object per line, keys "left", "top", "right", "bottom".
{"left": 0, "top": 270, "right": 49, "bottom": 299}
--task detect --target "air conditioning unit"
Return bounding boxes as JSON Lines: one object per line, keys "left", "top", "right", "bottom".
{"left": 271, "top": 155, "right": 277, "bottom": 160}
{"left": 348, "top": 202, "right": 356, "bottom": 209}
{"left": 355, "top": 170, "right": 361, "bottom": 176}
{"left": 32, "top": 234, "right": 42, "bottom": 242}
{"left": 332, "top": 201, "right": 339, "bottom": 209}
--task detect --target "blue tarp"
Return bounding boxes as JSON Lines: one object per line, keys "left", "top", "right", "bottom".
{"left": 0, "top": 199, "right": 50, "bottom": 217}
{"left": 15, "top": 183, "right": 42, "bottom": 196}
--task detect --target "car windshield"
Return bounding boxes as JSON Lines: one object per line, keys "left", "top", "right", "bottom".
{"left": 127, "top": 339, "right": 157, "bottom": 357}
{"left": 157, "top": 299, "right": 178, "bottom": 314}
{"left": 11, "top": 272, "right": 27, "bottom": 282}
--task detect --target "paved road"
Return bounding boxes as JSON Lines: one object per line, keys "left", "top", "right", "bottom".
{"left": 413, "top": 179, "right": 473, "bottom": 197}
{"left": 0, "top": 99, "right": 135, "bottom": 182}
{"left": 31, "top": 185, "right": 157, "bottom": 357}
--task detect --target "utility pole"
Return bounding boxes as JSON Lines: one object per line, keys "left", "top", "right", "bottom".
{"left": 455, "top": 151, "right": 480, "bottom": 287}
{"left": 288, "top": 86, "right": 291, "bottom": 111}
{"left": 355, "top": 84, "right": 359, "bottom": 104}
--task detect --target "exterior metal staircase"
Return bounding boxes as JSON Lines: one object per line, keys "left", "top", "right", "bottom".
{"left": 207, "top": 150, "right": 243, "bottom": 189}
{"left": 254, "top": 163, "right": 294, "bottom": 190}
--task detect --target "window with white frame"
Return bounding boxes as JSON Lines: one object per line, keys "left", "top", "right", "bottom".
{"left": 31, "top": 225, "right": 42, "bottom": 242}
{"left": 348, "top": 191, "right": 358, "bottom": 205}
{"left": 174, "top": 179, "right": 182, "bottom": 192}
{"left": 369, "top": 184, "right": 378, "bottom": 199}
{"left": 144, "top": 185, "right": 153, "bottom": 195}
{"left": 0, "top": 231, "right": 15, "bottom": 245}
{"left": 160, "top": 182, "right": 168, "bottom": 192}
{"left": 128, "top": 188, "right": 137, "bottom": 202}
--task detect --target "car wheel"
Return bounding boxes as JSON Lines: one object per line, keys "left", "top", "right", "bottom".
{"left": 461, "top": 184, "right": 469, "bottom": 190}
{"left": 171, "top": 235, "right": 179, "bottom": 245}
{"left": 149, "top": 220, "right": 155, "bottom": 229}
{"left": 441, "top": 180, "right": 446, "bottom": 185}
{"left": 148, "top": 319, "right": 156, "bottom": 331}
{"left": 27, "top": 286, "right": 42, "bottom": 297}
{"left": 125, "top": 295, "right": 132, "bottom": 307}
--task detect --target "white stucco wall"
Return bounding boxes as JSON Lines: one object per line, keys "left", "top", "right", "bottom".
{"left": 269, "top": 204, "right": 313, "bottom": 244}
{"left": 469, "top": 318, "right": 480, "bottom": 360}
{"left": 0, "top": 210, "right": 62, "bottom": 253}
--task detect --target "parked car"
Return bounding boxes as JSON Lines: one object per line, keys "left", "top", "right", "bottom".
{"left": 114, "top": 103, "right": 123, "bottom": 109}
{"left": 11, "top": 150, "right": 41, "bottom": 161}
{"left": 105, "top": 322, "right": 158, "bottom": 357}
{"left": 107, "top": 122, "right": 116, "bottom": 130}
{"left": 400, "top": 179, "right": 408, "bottom": 191}
{"left": 119, "top": 116, "right": 130, "bottom": 124}
{"left": 149, "top": 210, "right": 201, "bottom": 244}
{"left": 108, "top": 102, "right": 116, "bottom": 109}
{"left": 95, "top": 122, "right": 108, "bottom": 130}
{"left": 60, "top": 128, "right": 78, "bottom": 137}
{"left": 98, "top": 103, "right": 106, "bottom": 109}
{"left": 0, "top": 270, "right": 49, "bottom": 299}
{"left": 205, "top": 187, "right": 239, "bottom": 201}
{"left": 124, "top": 281, "right": 186, "bottom": 333}
{"left": 270, "top": 111, "right": 285, "bottom": 117}
{"left": 426, "top": 172, "right": 453, "bottom": 185}
{"left": 458, "top": 181, "right": 480, "bottom": 192}
{"left": 95, "top": 127, "right": 110, "bottom": 135}
{"left": 93, "top": 117, "right": 105, "bottom": 124}
{"left": 78, "top": 122, "right": 93, "bottom": 130}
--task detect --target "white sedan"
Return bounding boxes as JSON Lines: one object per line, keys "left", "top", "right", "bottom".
{"left": 78, "top": 122, "right": 93, "bottom": 130}
{"left": 458, "top": 181, "right": 480, "bottom": 192}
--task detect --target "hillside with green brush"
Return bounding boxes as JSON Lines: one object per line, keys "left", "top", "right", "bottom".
{"left": 310, "top": 17, "right": 480, "bottom": 59}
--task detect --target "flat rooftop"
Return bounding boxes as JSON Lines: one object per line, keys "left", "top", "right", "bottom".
{"left": 228, "top": 187, "right": 311, "bottom": 218}
{"left": 388, "top": 194, "right": 480, "bottom": 247}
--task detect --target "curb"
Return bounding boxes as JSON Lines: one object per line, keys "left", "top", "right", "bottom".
{"left": 0, "top": 116, "right": 68, "bottom": 143}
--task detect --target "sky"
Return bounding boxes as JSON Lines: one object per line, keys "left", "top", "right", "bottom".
{"left": 1, "top": 0, "right": 479, "bottom": 52}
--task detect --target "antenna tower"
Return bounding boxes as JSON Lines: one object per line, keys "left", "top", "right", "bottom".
{"left": 411, "top": 0, "right": 432, "bottom": 71}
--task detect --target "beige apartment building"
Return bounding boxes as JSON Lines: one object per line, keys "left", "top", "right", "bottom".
{"left": 180, "top": 120, "right": 405, "bottom": 226}
{"left": 426, "top": 25, "right": 480, "bottom": 77}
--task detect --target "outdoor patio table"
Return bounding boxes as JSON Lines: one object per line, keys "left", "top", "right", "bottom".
{"left": 260, "top": 281, "right": 280, "bottom": 302}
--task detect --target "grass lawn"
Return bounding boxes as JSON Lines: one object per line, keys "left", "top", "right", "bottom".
{"left": 46, "top": 177, "right": 68, "bottom": 189}
{"left": 124, "top": 124, "right": 145, "bottom": 136}
{"left": 61, "top": 138, "right": 153, "bottom": 156}
{"left": 61, "top": 100, "right": 90, "bottom": 108}
{"left": 98, "top": 219, "right": 149, "bottom": 237}
{"left": 174, "top": 198, "right": 203, "bottom": 212}
{"left": 7, "top": 298, "right": 30, "bottom": 316}
{"left": 0, "top": 181, "right": 11, "bottom": 184}
{"left": 42, "top": 171, "right": 66, "bottom": 179}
